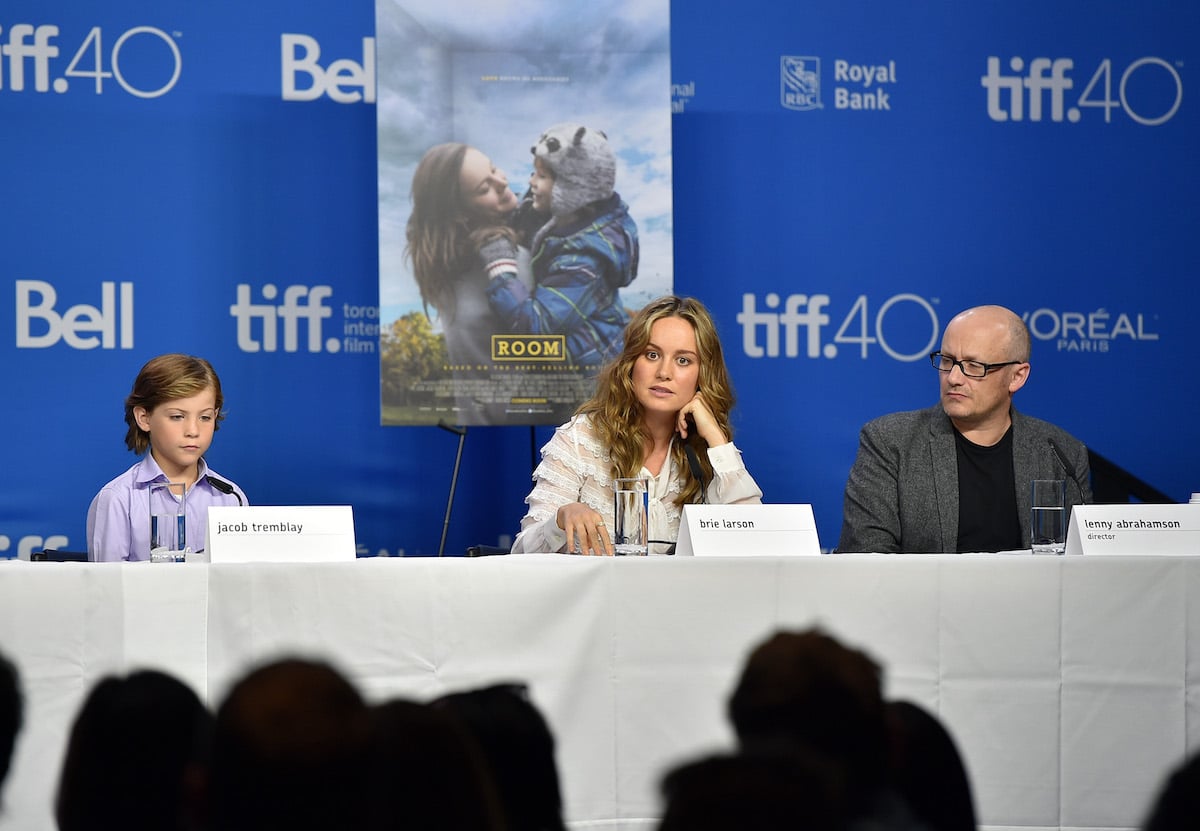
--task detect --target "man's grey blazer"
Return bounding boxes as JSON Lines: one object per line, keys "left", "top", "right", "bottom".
{"left": 838, "top": 405, "right": 1092, "bottom": 553}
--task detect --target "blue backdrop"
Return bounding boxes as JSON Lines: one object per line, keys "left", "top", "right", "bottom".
{"left": 2, "top": 1, "right": 1195, "bottom": 560}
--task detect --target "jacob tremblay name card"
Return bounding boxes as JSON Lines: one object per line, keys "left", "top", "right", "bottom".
{"left": 1065, "top": 503, "right": 1200, "bottom": 556}
{"left": 675, "top": 504, "right": 822, "bottom": 557}
{"left": 207, "top": 505, "right": 356, "bottom": 563}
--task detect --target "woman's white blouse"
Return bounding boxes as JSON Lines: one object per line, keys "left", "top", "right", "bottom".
{"left": 511, "top": 414, "right": 763, "bottom": 553}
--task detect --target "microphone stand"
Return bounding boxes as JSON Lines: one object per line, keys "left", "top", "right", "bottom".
{"left": 437, "top": 421, "right": 467, "bottom": 557}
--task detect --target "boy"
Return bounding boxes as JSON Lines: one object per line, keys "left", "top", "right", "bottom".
{"left": 480, "top": 123, "right": 639, "bottom": 369}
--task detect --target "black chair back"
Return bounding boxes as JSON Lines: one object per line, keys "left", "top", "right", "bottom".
{"left": 31, "top": 549, "right": 88, "bottom": 562}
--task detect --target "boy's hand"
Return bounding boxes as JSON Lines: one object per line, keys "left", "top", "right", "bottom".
{"left": 478, "top": 234, "right": 518, "bottom": 265}
{"left": 476, "top": 233, "right": 519, "bottom": 282}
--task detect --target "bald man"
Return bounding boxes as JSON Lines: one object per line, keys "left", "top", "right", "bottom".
{"left": 838, "top": 305, "right": 1092, "bottom": 553}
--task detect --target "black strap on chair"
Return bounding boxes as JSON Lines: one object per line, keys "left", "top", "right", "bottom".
{"left": 31, "top": 549, "right": 88, "bottom": 562}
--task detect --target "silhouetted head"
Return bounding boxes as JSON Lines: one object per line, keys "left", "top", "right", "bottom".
{"left": 660, "top": 749, "right": 847, "bottom": 831}
{"left": 0, "top": 652, "right": 21, "bottom": 798}
{"left": 55, "top": 669, "right": 212, "bottom": 831}
{"left": 886, "top": 700, "right": 977, "bottom": 831}
{"left": 210, "top": 657, "right": 370, "bottom": 831}
{"left": 367, "top": 697, "right": 505, "bottom": 830}
{"left": 1142, "top": 750, "right": 1200, "bottom": 831}
{"left": 728, "top": 628, "right": 888, "bottom": 799}
{"left": 433, "top": 682, "right": 565, "bottom": 831}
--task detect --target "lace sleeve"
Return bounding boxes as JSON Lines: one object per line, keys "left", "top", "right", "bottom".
{"left": 511, "top": 416, "right": 613, "bottom": 553}
{"left": 705, "top": 442, "right": 763, "bottom": 506}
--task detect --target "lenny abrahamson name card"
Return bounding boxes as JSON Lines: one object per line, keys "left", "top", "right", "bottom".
{"left": 675, "top": 504, "right": 822, "bottom": 557}
{"left": 207, "top": 505, "right": 355, "bottom": 563}
{"left": 1065, "top": 503, "right": 1200, "bottom": 556}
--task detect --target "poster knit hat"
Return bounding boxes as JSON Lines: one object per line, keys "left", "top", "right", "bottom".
{"left": 531, "top": 123, "right": 616, "bottom": 217}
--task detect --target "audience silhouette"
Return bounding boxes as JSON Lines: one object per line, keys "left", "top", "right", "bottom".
{"left": 886, "top": 700, "right": 977, "bottom": 831}
{"left": 433, "top": 682, "right": 567, "bottom": 831}
{"left": 41, "top": 624, "right": 1200, "bottom": 831}
{"left": 209, "top": 657, "right": 372, "bottom": 831}
{"left": 726, "top": 628, "right": 932, "bottom": 831}
{"left": 1142, "top": 750, "right": 1200, "bottom": 831}
{"left": 0, "top": 651, "right": 21, "bottom": 803}
{"left": 368, "top": 697, "right": 506, "bottom": 830}
{"left": 54, "top": 668, "right": 213, "bottom": 831}
{"left": 660, "top": 748, "right": 846, "bottom": 830}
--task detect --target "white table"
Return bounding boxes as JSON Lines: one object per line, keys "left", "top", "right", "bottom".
{"left": 2, "top": 555, "right": 1197, "bottom": 831}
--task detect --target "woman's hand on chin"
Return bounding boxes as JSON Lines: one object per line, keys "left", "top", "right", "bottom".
{"left": 676, "top": 393, "right": 728, "bottom": 448}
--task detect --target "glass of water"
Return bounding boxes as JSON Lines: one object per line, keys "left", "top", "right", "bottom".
{"left": 149, "top": 481, "right": 187, "bottom": 562}
{"left": 613, "top": 477, "right": 650, "bottom": 556}
{"left": 1031, "top": 479, "right": 1066, "bottom": 555}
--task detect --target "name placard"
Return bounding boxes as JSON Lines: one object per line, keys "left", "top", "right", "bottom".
{"left": 207, "top": 505, "right": 356, "bottom": 563}
{"left": 1065, "top": 504, "right": 1200, "bottom": 556}
{"left": 675, "top": 504, "right": 822, "bottom": 557}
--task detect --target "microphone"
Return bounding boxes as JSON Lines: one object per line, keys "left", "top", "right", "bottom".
{"left": 206, "top": 475, "right": 244, "bottom": 506}
{"left": 1047, "top": 439, "right": 1085, "bottom": 504}
{"left": 683, "top": 442, "right": 707, "bottom": 504}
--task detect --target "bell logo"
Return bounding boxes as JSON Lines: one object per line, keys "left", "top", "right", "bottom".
{"left": 15, "top": 279, "right": 135, "bottom": 349}
{"left": 281, "top": 33, "right": 375, "bottom": 104}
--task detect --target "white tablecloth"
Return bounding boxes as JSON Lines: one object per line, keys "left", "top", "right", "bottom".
{"left": 2, "top": 554, "right": 1197, "bottom": 831}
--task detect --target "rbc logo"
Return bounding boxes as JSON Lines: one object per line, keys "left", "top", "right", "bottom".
{"left": 781, "top": 56, "right": 822, "bottom": 111}
{"left": 281, "top": 34, "right": 375, "bottom": 104}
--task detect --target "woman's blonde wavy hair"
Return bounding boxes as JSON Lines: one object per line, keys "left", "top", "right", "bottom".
{"left": 577, "top": 295, "right": 735, "bottom": 507}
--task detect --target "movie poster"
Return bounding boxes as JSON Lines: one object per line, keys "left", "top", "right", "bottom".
{"left": 375, "top": 0, "right": 673, "bottom": 426}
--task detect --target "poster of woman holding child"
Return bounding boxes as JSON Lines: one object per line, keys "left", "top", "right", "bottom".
{"left": 375, "top": 0, "right": 673, "bottom": 426}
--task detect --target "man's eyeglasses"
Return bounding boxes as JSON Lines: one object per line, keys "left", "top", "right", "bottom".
{"left": 929, "top": 351, "right": 1024, "bottom": 378}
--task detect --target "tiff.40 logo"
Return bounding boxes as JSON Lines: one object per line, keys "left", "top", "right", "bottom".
{"left": 0, "top": 22, "right": 182, "bottom": 97}
{"left": 981, "top": 55, "right": 1183, "bottom": 125}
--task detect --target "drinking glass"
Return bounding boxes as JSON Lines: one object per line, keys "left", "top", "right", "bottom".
{"left": 1031, "top": 479, "right": 1066, "bottom": 555}
{"left": 149, "top": 481, "right": 187, "bottom": 562}
{"left": 613, "top": 477, "right": 650, "bottom": 556}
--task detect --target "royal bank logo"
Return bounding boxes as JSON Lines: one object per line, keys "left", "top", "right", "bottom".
{"left": 781, "top": 56, "right": 822, "bottom": 111}
{"left": 783, "top": 55, "right": 898, "bottom": 111}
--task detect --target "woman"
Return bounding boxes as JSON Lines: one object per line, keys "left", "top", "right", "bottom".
{"left": 511, "top": 295, "right": 762, "bottom": 555}
{"left": 406, "top": 143, "right": 535, "bottom": 422}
